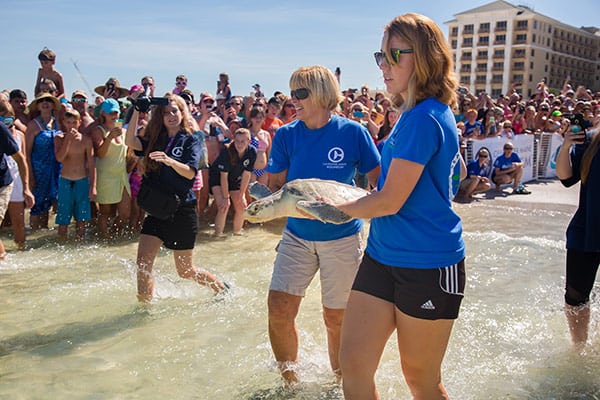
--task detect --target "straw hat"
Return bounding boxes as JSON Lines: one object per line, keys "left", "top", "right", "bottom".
{"left": 94, "top": 77, "right": 129, "bottom": 99}
{"left": 27, "top": 92, "right": 61, "bottom": 114}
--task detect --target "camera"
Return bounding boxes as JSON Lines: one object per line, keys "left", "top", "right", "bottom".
{"left": 519, "top": 105, "right": 525, "bottom": 114}
{"left": 133, "top": 85, "right": 169, "bottom": 113}
{"left": 565, "top": 113, "right": 592, "bottom": 143}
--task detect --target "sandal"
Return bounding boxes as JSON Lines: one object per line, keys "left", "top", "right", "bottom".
{"left": 513, "top": 185, "right": 531, "bottom": 195}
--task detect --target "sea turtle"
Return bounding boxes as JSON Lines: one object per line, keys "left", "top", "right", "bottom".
{"left": 244, "top": 178, "right": 369, "bottom": 224}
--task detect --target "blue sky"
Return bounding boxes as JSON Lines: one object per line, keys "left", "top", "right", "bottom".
{"left": 3, "top": 0, "right": 598, "bottom": 100}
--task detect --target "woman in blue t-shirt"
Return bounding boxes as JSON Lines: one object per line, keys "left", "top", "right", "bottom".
{"left": 265, "top": 65, "right": 380, "bottom": 384}
{"left": 126, "top": 93, "right": 227, "bottom": 302}
{"left": 336, "top": 13, "right": 467, "bottom": 399}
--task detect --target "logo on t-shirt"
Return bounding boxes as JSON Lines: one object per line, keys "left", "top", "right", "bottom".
{"left": 243, "top": 159, "right": 250, "bottom": 168}
{"left": 327, "top": 147, "right": 344, "bottom": 163}
{"left": 171, "top": 145, "right": 183, "bottom": 159}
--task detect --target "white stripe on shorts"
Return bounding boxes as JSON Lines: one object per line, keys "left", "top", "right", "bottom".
{"left": 439, "top": 263, "right": 463, "bottom": 296}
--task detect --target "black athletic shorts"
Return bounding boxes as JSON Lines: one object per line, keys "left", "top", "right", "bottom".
{"left": 565, "top": 248, "right": 600, "bottom": 306}
{"left": 352, "top": 252, "right": 466, "bottom": 320}
{"left": 141, "top": 203, "right": 198, "bottom": 250}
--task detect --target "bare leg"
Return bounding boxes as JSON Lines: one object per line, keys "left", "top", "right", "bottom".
{"left": 396, "top": 309, "right": 454, "bottom": 400}
{"left": 115, "top": 189, "right": 132, "bottom": 234}
{"left": 97, "top": 203, "right": 114, "bottom": 239}
{"left": 512, "top": 165, "right": 524, "bottom": 188}
{"left": 172, "top": 249, "right": 226, "bottom": 293}
{"left": 29, "top": 214, "right": 41, "bottom": 231}
{"left": 323, "top": 306, "right": 345, "bottom": 377}
{"left": 57, "top": 225, "right": 68, "bottom": 242}
{"left": 340, "top": 291, "right": 396, "bottom": 400}
{"left": 8, "top": 202, "right": 26, "bottom": 249}
{"left": 212, "top": 186, "right": 229, "bottom": 236}
{"left": 268, "top": 290, "right": 303, "bottom": 384}
{"left": 565, "top": 303, "right": 590, "bottom": 351}
{"left": 136, "top": 234, "right": 162, "bottom": 302}
{"left": 75, "top": 221, "right": 86, "bottom": 240}
{"left": 230, "top": 190, "right": 245, "bottom": 234}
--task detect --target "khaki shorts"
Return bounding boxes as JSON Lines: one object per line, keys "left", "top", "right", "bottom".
{"left": 0, "top": 183, "right": 14, "bottom": 225}
{"left": 270, "top": 228, "right": 364, "bottom": 309}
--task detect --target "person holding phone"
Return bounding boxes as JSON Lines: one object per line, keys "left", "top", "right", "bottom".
{"left": 556, "top": 114, "right": 600, "bottom": 351}
{"left": 91, "top": 98, "right": 131, "bottom": 238}
{"left": 335, "top": 13, "right": 466, "bottom": 398}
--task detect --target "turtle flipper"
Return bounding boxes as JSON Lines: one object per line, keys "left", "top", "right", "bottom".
{"left": 249, "top": 181, "right": 273, "bottom": 200}
{"left": 296, "top": 201, "right": 353, "bottom": 224}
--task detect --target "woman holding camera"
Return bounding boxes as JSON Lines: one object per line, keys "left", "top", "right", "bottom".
{"left": 335, "top": 14, "right": 466, "bottom": 399}
{"left": 126, "top": 93, "right": 227, "bottom": 302}
{"left": 556, "top": 113, "right": 600, "bottom": 351}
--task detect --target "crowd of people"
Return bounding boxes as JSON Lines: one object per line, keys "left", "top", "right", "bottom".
{"left": 1, "top": 17, "right": 600, "bottom": 398}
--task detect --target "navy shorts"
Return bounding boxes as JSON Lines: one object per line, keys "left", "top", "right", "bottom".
{"left": 565, "top": 248, "right": 600, "bottom": 306}
{"left": 352, "top": 252, "right": 466, "bottom": 320}
{"left": 141, "top": 204, "right": 198, "bottom": 250}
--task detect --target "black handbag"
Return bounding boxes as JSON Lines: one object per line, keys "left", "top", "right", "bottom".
{"left": 137, "top": 179, "right": 180, "bottom": 220}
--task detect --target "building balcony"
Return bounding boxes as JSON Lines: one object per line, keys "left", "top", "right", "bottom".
{"left": 462, "top": 29, "right": 474, "bottom": 35}
{"left": 477, "top": 54, "right": 488, "bottom": 60}
{"left": 478, "top": 27, "right": 490, "bottom": 34}
{"left": 512, "top": 66, "right": 525, "bottom": 71}
{"left": 492, "top": 66, "right": 504, "bottom": 71}
{"left": 494, "top": 40, "right": 506, "bottom": 45}
{"left": 493, "top": 53, "right": 505, "bottom": 59}
{"left": 495, "top": 26, "right": 507, "bottom": 32}
{"left": 476, "top": 67, "right": 488, "bottom": 72}
{"left": 461, "top": 55, "right": 473, "bottom": 61}
{"left": 513, "top": 52, "right": 525, "bottom": 59}
{"left": 477, "top": 41, "right": 490, "bottom": 46}
{"left": 514, "top": 39, "right": 527, "bottom": 44}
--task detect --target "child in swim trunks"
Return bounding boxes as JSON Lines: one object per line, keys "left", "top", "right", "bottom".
{"left": 54, "top": 110, "right": 96, "bottom": 241}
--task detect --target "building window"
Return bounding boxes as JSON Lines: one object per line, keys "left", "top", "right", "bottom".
{"left": 495, "top": 34, "right": 506, "bottom": 44}
{"left": 461, "top": 64, "right": 472, "bottom": 72}
{"left": 516, "top": 34, "right": 527, "bottom": 43}
{"left": 477, "top": 63, "right": 488, "bottom": 72}
{"left": 493, "top": 61, "right": 504, "bottom": 70}
{"left": 494, "top": 49, "right": 505, "bottom": 58}
{"left": 514, "top": 49, "right": 526, "bottom": 58}
{"left": 513, "top": 74, "right": 524, "bottom": 82}
{"left": 463, "top": 37, "right": 473, "bottom": 46}
{"left": 477, "top": 50, "right": 488, "bottom": 59}
{"left": 533, "top": 20, "right": 537, "bottom": 29}
{"left": 451, "top": 40, "right": 457, "bottom": 49}
{"left": 513, "top": 62, "right": 525, "bottom": 70}
{"left": 531, "top": 49, "right": 535, "bottom": 57}
{"left": 516, "top": 20, "right": 528, "bottom": 29}
{"left": 492, "top": 74, "right": 503, "bottom": 83}
{"left": 476, "top": 75, "right": 486, "bottom": 83}
{"left": 479, "top": 22, "right": 490, "bottom": 32}
{"left": 496, "top": 21, "right": 507, "bottom": 30}
{"left": 478, "top": 36, "right": 489, "bottom": 45}
{"left": 462, "top": 51, "right": 472, "bottom": 60}
{"left": 451, "top": 26, "right": 458, "bottom": 36}
{"left": 463, "top": 24, "right": 474, "bottom": 34}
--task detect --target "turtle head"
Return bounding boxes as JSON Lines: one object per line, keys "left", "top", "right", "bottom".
{"left": 244, "top": 199, "right": 275, "bottom": 222}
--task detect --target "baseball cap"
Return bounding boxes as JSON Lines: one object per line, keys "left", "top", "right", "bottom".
{"left": 71, "top": 90, "right": 88, "bottom": 99}
{"left": 101, "top": 98, "right": 120, "bottom": 114}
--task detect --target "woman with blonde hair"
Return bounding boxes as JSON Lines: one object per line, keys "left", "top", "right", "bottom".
{"left": 266, "top": 65, "right": 380, "bottom": 384}
{"left": 335, "top": 13, "right": 466, "bottom": 398}
{"left": 126, "top": 93, "right": 227, "bottom": 302}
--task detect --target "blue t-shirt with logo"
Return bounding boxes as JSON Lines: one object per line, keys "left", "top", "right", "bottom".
{"left": 267, "top": 114, "right": 380, "bottom": 241}
{"left": 367, "top": 98, "right": 465, "bottom": 269}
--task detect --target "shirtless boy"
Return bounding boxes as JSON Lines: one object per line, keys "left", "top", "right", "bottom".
{"left": 54, "top": 110, "right": 96, "bottom": 241}
{"left": 34, "top": 47, "right": 65, "bottom": 98}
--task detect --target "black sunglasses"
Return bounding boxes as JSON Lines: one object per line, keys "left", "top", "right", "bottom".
{"left": 478, "top": 154, "right": 488, "bottom": 158}
{"left": 374, "top": 48, "right": 414, "bottom": 67}
{"left": 290, "top": 88, "right": 310, "bottom": 100}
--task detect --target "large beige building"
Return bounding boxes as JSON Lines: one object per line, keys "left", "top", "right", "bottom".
{"left": 446, "top": 0, "right": 600, "bottom": 98}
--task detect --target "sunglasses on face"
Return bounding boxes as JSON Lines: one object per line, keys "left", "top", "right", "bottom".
{"left": 374, "top": 48, "right": 414, "bottom": 67}
{"left": 504, "top": 147, "right": 513, "bottom": 150}
{"left": 290, "top": 88, "right": 310, "bottom": 100}
{"left": 72, "top": 98, "right": 86, "bottom": 103}
{"left": 203, "top": 99, "right": 214, "bottom": 104}
{"left": 176, "top": 81, "right": 187, "bottom": 85}
{"left": 478, "top": 153, "right": 488, "bottom": 158}
{"left": 0, "top": 115, "right": 15, "bottom": 128}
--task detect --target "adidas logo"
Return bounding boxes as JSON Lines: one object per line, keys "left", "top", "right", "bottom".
{"left": 420, "top": 300, "right": 436, "bottom": 310}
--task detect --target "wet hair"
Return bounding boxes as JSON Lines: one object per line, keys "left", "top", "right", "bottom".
{"left": 289, "top": 65, "right": 343, "bottom": 111}
{"left": 142, "top": 93, "right": 193, "bottom": 175}
{"left": 383, "top": 13, "right": 457, "bottom": 110}
{"left": 38, "top": 47, "right": 56, "bottom": 62}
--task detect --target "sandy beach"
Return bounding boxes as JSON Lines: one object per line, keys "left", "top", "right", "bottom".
{"left": 457, "top": 177, "right": 580, "bottom": 212}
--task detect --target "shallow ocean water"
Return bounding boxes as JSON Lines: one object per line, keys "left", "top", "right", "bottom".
{"left": 0, "top": 200, "right": 599, "bottom": 399}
